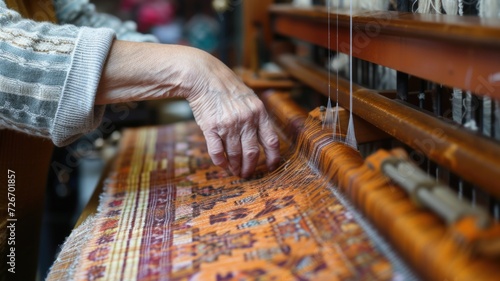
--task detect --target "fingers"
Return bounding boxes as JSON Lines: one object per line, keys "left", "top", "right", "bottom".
{"left": 204, "top": 104, "right": 279, "bottom": 178}
{"left": 235, "top": 99, "right": 280, "bottom": 177}
{"left": 194, "top": 87, "right": 280, "bottom": 178}
{"left": 204, "top": 130, "right": 228, "bottom": 169}
{"left": 240, "top": 126, "right": 260, "bottom": 178}
{"left": 223, "top": 133, "right": 242, "bottom": 177}
{"left": 258, "top": 114, "right": 281, "bottom": 171}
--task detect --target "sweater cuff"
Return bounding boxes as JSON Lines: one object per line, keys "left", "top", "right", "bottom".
{"left": 52, "top": 27, "right": 115, "bottom": 147}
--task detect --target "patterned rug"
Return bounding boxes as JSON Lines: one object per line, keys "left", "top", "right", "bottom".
{"left": 48, "top": 121, "right": 396, "bottom": 281}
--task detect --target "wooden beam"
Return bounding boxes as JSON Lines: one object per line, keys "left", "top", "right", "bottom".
{"left": 270, "top": 5, "right": 500, "bottom": 99}
{"left": 277, "top": 54, "right": 500, "bottom": 198}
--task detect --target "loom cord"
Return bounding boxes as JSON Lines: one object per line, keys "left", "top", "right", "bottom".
{"left": 333, "top": 2, "right": 341, "bottom": 142}
{"left": 344, "top": 0, "right": 357, "bottom": 150}
{"left": 322, "top": 0, "right": 333, "bottom": 131}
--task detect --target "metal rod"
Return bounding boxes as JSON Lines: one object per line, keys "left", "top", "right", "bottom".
{"left": 382, "top": 158, "right": 491, "bottom": 228}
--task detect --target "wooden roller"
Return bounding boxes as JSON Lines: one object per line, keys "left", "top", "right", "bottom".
{"left": 261, "top": 90, "right": 500, "bottom": 281}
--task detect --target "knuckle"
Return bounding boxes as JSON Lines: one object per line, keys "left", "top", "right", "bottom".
{"left": 240, "top": 111, "right": 255, "bottom": 124}
{"left": 244, "top": 148, "right": 259, "bottom": 159}
{"left": 209, "top": 148, "right": 225, "bottom": 157}
{"left": 208, "top": 153, "right": 226, "bottom": 166}
{"left": 217, "top": 120, "right": 235, "bottom": 133}
{"left": 226, "top": 151, "right": 241, "bottom": 158}
{"left": 266, "top": 135, "right": 280, "bottom": 148}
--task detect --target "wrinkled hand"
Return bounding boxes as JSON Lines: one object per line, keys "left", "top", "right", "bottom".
{"left": 185, "top": 50, "right": 280, "bottom": 178}
{"left": 96, "top": 41, "right": 280, "bottom": 177}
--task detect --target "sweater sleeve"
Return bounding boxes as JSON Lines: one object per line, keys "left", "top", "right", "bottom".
{"left": 0, "top": 2, "right": 115, "bottom": 146}
{"left": 53, "top": 0, "right": 159, "bottom": 43}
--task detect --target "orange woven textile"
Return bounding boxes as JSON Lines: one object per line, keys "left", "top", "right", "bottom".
{"left": 48, "top": 121, "right": 396, "bottom": 280}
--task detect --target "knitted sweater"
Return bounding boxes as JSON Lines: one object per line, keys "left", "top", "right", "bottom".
{"left": 0, "top": 0, "right": 157, "bottom": 146}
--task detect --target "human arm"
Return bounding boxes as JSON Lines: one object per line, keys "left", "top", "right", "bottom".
{"left": 0, "top": 1, "right": 280, "bottom": 177}
{"left": 96, "top": 40, "right": 281, "bottom": 177}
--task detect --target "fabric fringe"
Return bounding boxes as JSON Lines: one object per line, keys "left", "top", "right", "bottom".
{"left": 46, "top": 216, "right": 97, "bottom": 281}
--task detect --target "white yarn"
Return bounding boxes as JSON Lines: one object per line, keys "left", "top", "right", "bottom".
{"left": 359, "top": 0, "right": 390, "bottom": 11}
{"left": 328, "top": 0, "right": 389, "bottom": 10}
{"left": 418, "top": 0, "right": 442, "bottom": 13}
{"left": 478, "top": 0, "right": 500, "bottom": 18}
{"left": 463, "top": 91, "right": 479, "bottom": 131}
{"left": 442, "top": 0, "right": 458, "bottom": 14}
{"left": 345, "top": 0, "right": 357, "bottom": 149}
{"left": 329, "top": 53, "right": 349, "bottom": 74}
{"left": 452, "top": 88, "right": 463, "bottom": 124}
{"left": 323, "top": 0, "right": 334, "bottom": 130}
{"left": 327, "top": 0, "right": 350, "bottom": 9}
{"left": 293, "top": 0, "right": 312, "bottom": 7}
{"left": 417, "top": 0, "right": 431, "bottom": 13}
{"left": 483, "top": 97, "right": 492, "bottom": 137}
{"left": 434, "top": 0, "right": 443, "bottom": 13}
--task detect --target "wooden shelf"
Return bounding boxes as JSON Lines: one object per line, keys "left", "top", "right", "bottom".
{"left": 234, "top": 67, "right": 296, "bottom": 91}
{"left": 270, "top": 4, "right": 500, "bottom": 98}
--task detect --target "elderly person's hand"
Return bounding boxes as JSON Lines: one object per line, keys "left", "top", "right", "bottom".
{"left": 96, "top": 40, "right": 280, "bottom": 177}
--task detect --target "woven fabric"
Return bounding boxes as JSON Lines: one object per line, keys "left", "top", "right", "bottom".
{"left": 49, "top": 121, "right": 393, "bottom": 281}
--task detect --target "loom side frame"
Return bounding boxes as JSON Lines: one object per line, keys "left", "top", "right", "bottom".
{"left": 270, "top": 4, "right": 500, "bottom": 99}
{"left": 277, "top": 54, "right": 500, "bottom": 199}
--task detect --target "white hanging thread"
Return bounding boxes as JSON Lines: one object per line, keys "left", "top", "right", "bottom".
{"left": 463, "top": 91, "right": 479, "bottom": 131}
{"left": 452, "top": 88, "right": 463, "bottom": 124}
{"left": 418, "top": 0, "right": 443, "bottom": 13}
{"left": 450, "top": 0, "right": 462, "bottom": 125}
{"left": 417, "top": 0, "right": 432, "bottom": 13}
{"left": 434, "top": 0, "right": 442, "bottom": 13}
{"left": 333, "top": 0, "right": 342, "bottom": 142}
{"left": 345, "top": 0, "right": 357, "bottom": 149}
{"left": 359, "top": 0, "right": 390, "bottom": 11}
{"left": 324, "top": 0, "right": 343, "bottom": 141}
{"left": 323, "top": 1, "right": 335, "bottom": 130}
{"left": 483, "top": 97, "right": 492, "bottom": 137}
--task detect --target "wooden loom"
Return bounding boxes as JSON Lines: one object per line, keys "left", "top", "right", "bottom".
{"left": 261, "top": 90, "right": 500, "bottom": 281}
{"left": 240, "top": 2, "right": 500, "bottom": 280}
{"left": 48, "top": 2, "right": 500, "bottom": 281}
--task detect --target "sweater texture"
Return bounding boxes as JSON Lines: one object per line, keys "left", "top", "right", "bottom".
{"left": 0, "top": 0, "right": 157, "bottom": 146}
